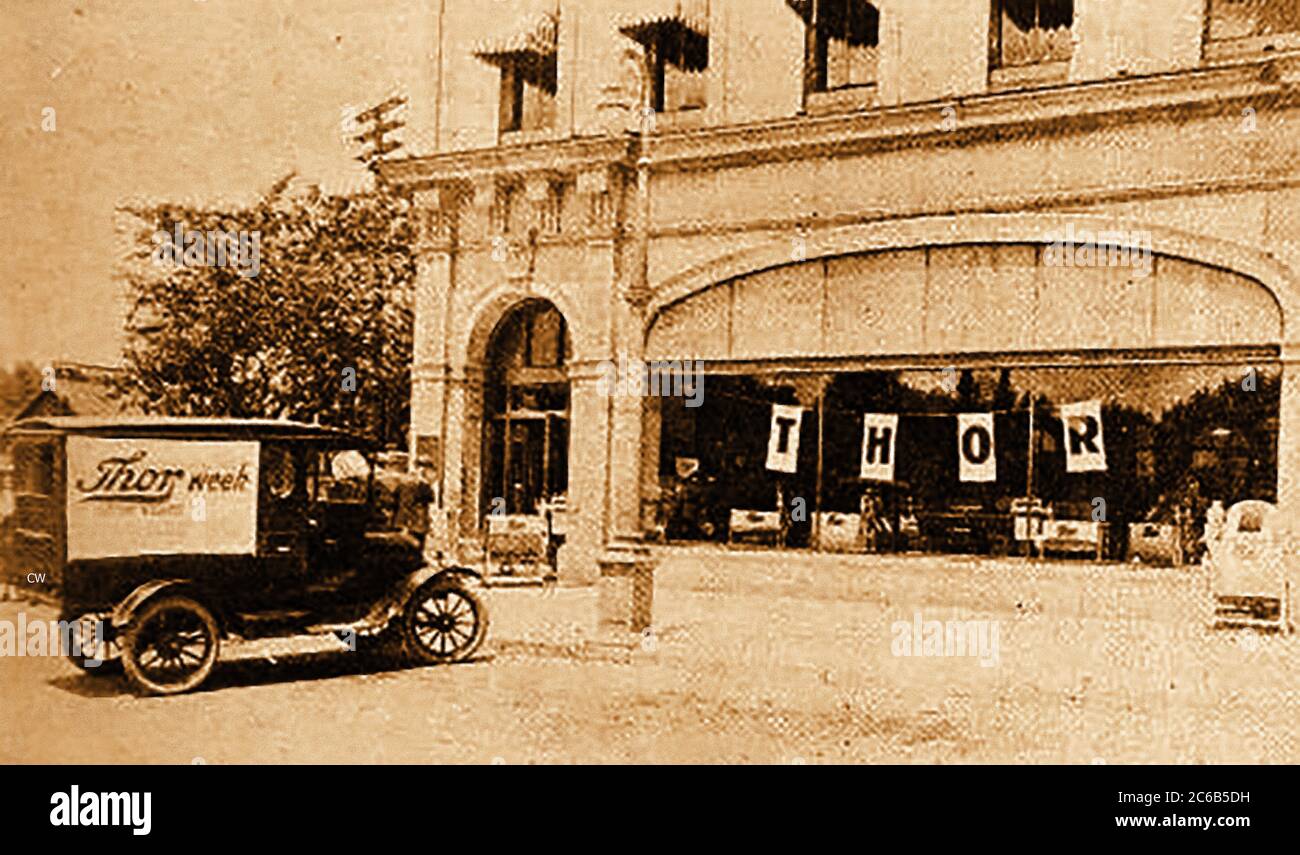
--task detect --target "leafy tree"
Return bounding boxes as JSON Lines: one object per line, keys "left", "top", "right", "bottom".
{"left": 991, "top": 368, "right": 1016, "bottom": 412}
{"left": 114, "top": 178, "right": 416, "bottom": 447}
{"left": 1153, "top": 372, "right": 1281, "bottom": 507}
{"left": 0, "top": 362, "right": 41, "bottom": 421}
{"left": 955, "top": 368, "right": 979, "bottom": 409}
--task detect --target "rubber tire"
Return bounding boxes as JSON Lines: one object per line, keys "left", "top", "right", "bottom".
{"left": 121, "top": 595, "right": 220, "bottom": 696}
{"left": 400, "top": 579, "right": 489, "bottom": 666}
{"left": 60, "top": 612, "right": 122, "bottom": 675}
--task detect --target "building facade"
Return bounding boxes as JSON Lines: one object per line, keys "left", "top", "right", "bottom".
{"left": 387, "top": 0, "right": 1300, "bottom": 581}
{"left": 1, "top": 363, "right": 127, "bottom": 520}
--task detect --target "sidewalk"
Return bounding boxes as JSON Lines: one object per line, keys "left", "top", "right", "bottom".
{"left": 492, "top": 545, "right": 1220, "bottom": 655}
{"left": 484, "top": 546, "right": 1300, "bottom": 763}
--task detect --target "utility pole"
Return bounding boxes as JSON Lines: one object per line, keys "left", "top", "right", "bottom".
{"left": 1027, "top": 392, "right": 1036, "bottom": 499}
{"left": 433, "top": 0, "right": 446, "bottom": 151}
{"left": 348, "top": 93, "right": 407, "bottom": 447}
{"left": 352, "top": 94, "right": 408, "bottom": 180}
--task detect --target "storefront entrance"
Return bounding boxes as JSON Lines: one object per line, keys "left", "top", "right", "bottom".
{"left": 480, "top": 299, "right": 571, "bottom": 518}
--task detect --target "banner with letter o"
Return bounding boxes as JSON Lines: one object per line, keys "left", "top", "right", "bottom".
{"left": 957, "top": 413, "right": 997, "bottom": 482}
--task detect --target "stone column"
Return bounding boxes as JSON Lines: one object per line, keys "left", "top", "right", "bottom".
{"left": 547, "top": 165, "right": 622, "bottom": 588}
{"left": 640, "top": 392, "right": 662, "bottom": 538}
{"left": 446, "top": 364, "right": 485, "bottom": 563}
{"left": 410, "top": 186, "right": 457, "bottom": 558}
{"left": 596, "top": 154, "right": 657, "bottom": 632}
{"left": 410, "top": 188, "right": 454, "bottom": 456}
{"left": 606, "top": 326, "right": 648, "bottom": 546}
{"left": 607, "top": 156, "right": 652, "bottom": 543}
{"left": 558, "top": 359, "right": 613, "bottom": 586}
{"left": 1276, "top": 344, "right": 1300, "bottom": 536}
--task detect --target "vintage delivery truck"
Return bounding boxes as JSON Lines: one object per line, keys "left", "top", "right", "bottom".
{"left": 3, "top": 416, "right": 488, "bottom": 695}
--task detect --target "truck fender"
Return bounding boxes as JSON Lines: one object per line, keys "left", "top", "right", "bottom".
{"left": 432, "top": 566, "right": 485, "bottom": 586}
{"left": 366, "top": 565, "right": 485, "bottom": 628}
{"left": 111, "top": 579, "right": 194, "bottom": 629}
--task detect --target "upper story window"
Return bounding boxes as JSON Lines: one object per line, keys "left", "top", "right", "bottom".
{"left": 991, "top": 0, "right": 1073, "bottom": 70}
{"left": 474, "top": 10, "right": 559, "bottom": 137}
{"left": 499, "top": 54, "right": 557, "bottom": 134}
{"left": 620, "top": 1, "right": 710, "bottom": 115}
{"left": 793, "top": 0, "right": 880, "bottom": 93}
{"left": 1206, "top": 0, "right": 1300, "bottom": 51}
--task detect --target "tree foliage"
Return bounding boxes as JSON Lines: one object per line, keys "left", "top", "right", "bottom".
{"left": 0, "top": 362, "right": 41, "bottom": 421}
{"left": 114, "top": 179, "right": 416, "bottom": 446}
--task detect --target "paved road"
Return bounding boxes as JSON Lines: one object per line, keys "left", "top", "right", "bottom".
{"left": 2, "top": 548, "right": 1297, "bottom": 763}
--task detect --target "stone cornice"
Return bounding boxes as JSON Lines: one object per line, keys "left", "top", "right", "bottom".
{"left": 644, "top": 55, "right": 1300, "bottom": 174}
{"left": 385, "top": 135, "right": 638, "bottom": 187}
{"left": 384, "top": 53, "right": 1300, "bottom": 187}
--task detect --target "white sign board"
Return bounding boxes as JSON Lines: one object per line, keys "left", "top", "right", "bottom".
{"left": 66, "top": 437, "right": 260, "bottom": 560}
{"left": 957, "top": 413, "right": 996, "bottom": 483}
{"left": 766, "top": 404, "right": 804, "bottom": 473}
{"left": 1061, "top": 399, "right": 1107, "bottom": 473}
{"left": 860, "top": 413, "right": 898, "bottom": 482}
{"left": 1042, "top": 519, "right": 1102, "bottom": 548}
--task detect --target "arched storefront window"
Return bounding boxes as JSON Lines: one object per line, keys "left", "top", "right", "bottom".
{"left": 482, "top": 300, "right": 571, "bottom": 517}
{"left": 647, "top": 243, "right": 1284, "bottom": 562}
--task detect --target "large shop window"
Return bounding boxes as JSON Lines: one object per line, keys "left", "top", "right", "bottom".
{"left": 653, "top": 363, "right": 1281, "bottom": 563}
{"left": 1206, "top": 0, "right": 1300, "bottom": 52}
{"left": 991, "top": 0, "right": 1074, "bottom": 70}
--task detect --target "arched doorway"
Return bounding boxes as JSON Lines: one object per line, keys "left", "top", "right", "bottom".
{"left": 480, "top": 299, "right": 572, "bottom": 518}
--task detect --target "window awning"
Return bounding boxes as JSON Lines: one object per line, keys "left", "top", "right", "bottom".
{"left": 473, "top": 10, "right": 559, "bottom": 65}
{"left": 786, "top": 0, "right": 814, "bottom": 23}
{"left": 786, "top": 1, "right": 882, "bottom": 26}
{"left": 617, "top": 0, "right": 710, "bottom": 43}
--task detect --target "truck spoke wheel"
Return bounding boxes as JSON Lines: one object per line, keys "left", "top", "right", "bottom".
{"left": 401, "top": 580, "right": 488, "bottom": 665}
{"left": 122, "top": 596, "right": 220, "bottom": 695}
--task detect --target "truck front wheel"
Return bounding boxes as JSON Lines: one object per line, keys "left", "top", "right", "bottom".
{"left": 400, "top": 579, "right": 488, "bottom": 665}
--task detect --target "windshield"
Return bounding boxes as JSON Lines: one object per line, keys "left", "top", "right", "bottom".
{"left": 308, "top": 448, "right": 372, "bottom": 504}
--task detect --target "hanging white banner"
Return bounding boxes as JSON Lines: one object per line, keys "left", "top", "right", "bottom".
{"left": 1061, "top": 399, "right": 1107, "bottom": 473}
{"left": 860, "top": 413, "right": 899, "bottom": 482}
{"left": 766, "top": 404, "right": 804, "bottom": 473}
{"left": 957, "top": 413, "right": 997, "bottom": 482}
